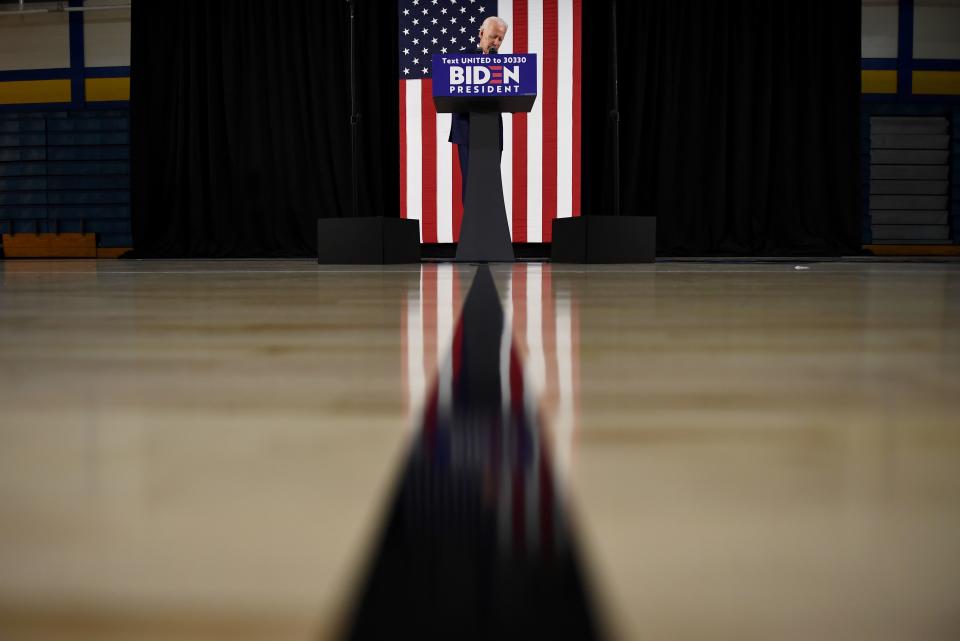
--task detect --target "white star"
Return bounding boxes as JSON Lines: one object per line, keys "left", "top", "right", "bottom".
{"left": 441, "top": 27, "right": 447, "bottom": 33}
{"left": 450, "top": 36, "right": 457, "bottom": 43}
{"left": 413, "top": 58, "right": 419, "bottom": 64}
{"left": 422, "top": 8, "right": 428, "bottom": 15}
{"left": 422, "top": 67, "right": 429, "bottom": 74}
{"left": 403, "top": 48, "right": 409, "bottom": 55}
{"left": 403, "top": 68, "right": 410, "bottom": 75}
{"left": 431, "top": 17, "right": 438, "bottom": 24}
{"left": 422, "top": 47, "right": 428, "bottom": 54}
{"left": 460, "top": 26, "right": 466, "bottom": 33}
{"left": 469, "top": 16, "right": 475, "bottom": 23}
{"left": 460, "top": 6, "right": 466, "bottom": 12}
{"left": 441, "top": 47, "right": 448, "bottom": 53}
{"left": 403, "top": 9, "right": 409, "bottom": 15}
{"left": 412, "top": 18, "right": 418, "bottom": 25}
{"left": 431, "top": 37, "right": 438, "bottom": 44}
{"left": 441, "top": 8, "right": 447, "bottom": 14}
{"left": 412, "top": 38, "right": 419, "bottom": 44}
{"left": 451, "top": 17, "right": 457, "bottom": 23}
{"left": 403, "top": 28, "right": 409, "bottom": 35}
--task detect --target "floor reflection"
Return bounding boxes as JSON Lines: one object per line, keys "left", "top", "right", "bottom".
{"left": 404, "top": 263, "right": 581, "bottom": 479}
{"left": 346, "top": 266, "right": 601, "bottom": 640}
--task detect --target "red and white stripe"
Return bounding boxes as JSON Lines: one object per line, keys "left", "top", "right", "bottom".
{"left": 403, "top": 265, "right": 579, "bottom": 478}
{"left": 399, "top": 0, "right": 582, "bottom": 244}
{"left": 402, "top": 264, "right": 462, "bottom": 426}
{"left": 403, "top": 264, "right": 581, "bottom": 554}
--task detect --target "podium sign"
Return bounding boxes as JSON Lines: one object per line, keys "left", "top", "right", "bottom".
{"left": 432, "top": 53, "right": 538, "bottom": 113}
{"left": 433, "top": 53, "right": 538, "bottom": 262}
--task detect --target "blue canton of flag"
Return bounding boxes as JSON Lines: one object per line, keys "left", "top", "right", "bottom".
{"left": 399, "top": 0, "right": 497, "bottom": 80}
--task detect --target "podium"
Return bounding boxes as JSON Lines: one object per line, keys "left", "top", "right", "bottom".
{"left": 433, "top": 54, "right": 537, "bottom": 263}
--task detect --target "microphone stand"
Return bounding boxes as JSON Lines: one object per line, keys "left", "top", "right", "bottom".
{"left": 348, "top": 0, "right": 360, "bottom": 218}
{"left": 551, "top": 0, "right": 654, "bottom": 263}
{"left": 611, "top": 0, "right": 620, "bottom": 217}
{"left": 318, "top": 0, "right": 419, "bottom": 264}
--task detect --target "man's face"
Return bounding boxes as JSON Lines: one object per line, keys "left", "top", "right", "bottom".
{"left": 478, "top": 22, "right": 507, "bottom": 53}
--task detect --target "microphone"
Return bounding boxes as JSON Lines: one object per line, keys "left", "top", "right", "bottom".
{"left": 489, "top": 46, "right": 498, "bottom": 55}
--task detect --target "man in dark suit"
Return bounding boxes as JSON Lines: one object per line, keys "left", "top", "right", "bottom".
{"left": 449, "top": 16, "right": 509, "bottom": 202}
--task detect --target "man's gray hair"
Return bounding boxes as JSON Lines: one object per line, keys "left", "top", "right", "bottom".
{"left": 481, "top": 16, "right": 508, "bottom": 31}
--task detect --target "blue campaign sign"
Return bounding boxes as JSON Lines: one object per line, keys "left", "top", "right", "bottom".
{"left": 432, "top": 53, "right": 538, "bottom": 99}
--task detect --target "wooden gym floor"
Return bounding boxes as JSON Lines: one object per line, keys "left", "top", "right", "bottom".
{"left": 0, "top": 258, "right": 958, "bottom": 641}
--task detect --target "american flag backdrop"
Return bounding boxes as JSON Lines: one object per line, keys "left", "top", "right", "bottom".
{"left": 398, "top": 0, "right": 583, "bottom": 243}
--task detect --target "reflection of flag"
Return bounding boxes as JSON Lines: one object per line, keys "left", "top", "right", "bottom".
{"left": 349, "top": 269, "right": 600, "bottom": 640}
{"left": 401, "top": 264, "right": 580, "bottom": 556}
{"left": 401, "top": 264, "right": 463, "bottom": 423}
{"left": 398, "top": 0, "right": 583, "bottom": 244}
{"left": 402, "top": 264, "right": 578, "bottom": 477}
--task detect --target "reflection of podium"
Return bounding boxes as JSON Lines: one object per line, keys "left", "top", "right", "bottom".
{"left": 433, "top": 54, "right": 537, "bottom": 262}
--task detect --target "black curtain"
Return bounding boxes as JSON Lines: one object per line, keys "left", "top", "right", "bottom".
{"left": 582, "top": 0, "right": 862, "bottom": 256}
{"left": 131, "top": 1, "right": 397, "bottom": 257}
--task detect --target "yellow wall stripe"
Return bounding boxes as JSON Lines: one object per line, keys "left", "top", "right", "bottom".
{"left": 0, "top": 71, "right": 953, "bottom": 105}
{"left": 0, "top": 79, "right": 71, "bottom": 105}
{"left": 861, "top": 70, "right": 897, "bottom": 94}
{"left": 85, "top": 77, "right": 130, "bottom": 102}
{"left": 912, "top": 70, "right": 960, "bottom": 96}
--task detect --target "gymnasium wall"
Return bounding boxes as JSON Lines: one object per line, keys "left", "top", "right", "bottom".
{"left": 861, "top": 0, "right": 960, "bottom": 245}
{"left": 0, "top": 0, "right": 131, "bottom": 250}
